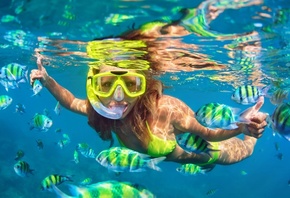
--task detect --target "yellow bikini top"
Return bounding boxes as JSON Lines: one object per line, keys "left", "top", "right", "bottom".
{"left": 117, "top": 121, "right": 176, "bottom": 157}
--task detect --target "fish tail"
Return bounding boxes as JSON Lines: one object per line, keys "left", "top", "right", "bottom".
{"left": 30, "top": 169, "right": 34, "bottom": 175}
{"left": 261, "top": 85, "right": 272, "bottom": 98}
{"left": 51, "top": 185, "right": 74, "bottom": 198}
{"left": 265, "top": 113, "right": 276, "bottom": 136}
{"left": 147, "top": 156, "right": 166, "bottom": 172}
{"left": 24, "top": 68, "right": 29, "bottom": 82}
{"left": 65, "top": 175, "right": 74, "bottom": 182}
{"left": 200, "top": 166, "right": 214, "bottom": 173}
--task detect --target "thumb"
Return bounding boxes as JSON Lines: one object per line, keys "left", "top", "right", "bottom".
{"left": 253, "top": 96, "right": 264, "bottom": 112}
{"left": 239, "top": 96, "right": 264, "bottom": 120}
{"left": 36, "top": 55, "right": 44, "bottom": 71}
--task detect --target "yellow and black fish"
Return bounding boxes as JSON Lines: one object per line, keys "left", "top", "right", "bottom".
{"left": 176, "top": 133, "right": 219, "bottom": 155}
{"left": 40, "top": 174, "right": 73, "bottom": 191}
{"left": 231, "top": 85, "right": 270, "bottom": 105}
{"left": 53, "top": 180, "right": 155, "bottom": 198}
{"left": 270, "top": 102, "right": 290, "bottom": 141}
{"left": 96, "top": 147, "right": 165, "bottom": 172}
{"left": 14, "top": 160, "right": 34, "bottom": 177}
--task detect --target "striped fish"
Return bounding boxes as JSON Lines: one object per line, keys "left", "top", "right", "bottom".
{"left": 31, "top": 79, "right": 43, "bottom": 96}
{"left": 231, "top": 85, "right": 270, "bottom": 105}
{"left": 14, "top": 149, "right": 25, "bottom": 160}
{"left": 73, "top": 149, "right": 79, "bottom": 164}
{"left": 57, "top": 139, "right": 70, "bottom": 149}
{"left": 76, "top": 143, "right": 96, "bottom": 158}
{"left": 14, "top": 160, "right": 34, "bottom": 177}
{"left": 52, "top": 180, "right": 155, "bottom": 198}
{"left": 0, "top": 63, "right": 28, "bottom": 91}
{"left": 40, "top": 174, "right": 73, "bottom": 191}
{"left": 270, "top": 102, "right": 290, "bottom": 141}
{"left": 270, "top": 88, "right": 289, "bottom": 105}
{"left": 79, "top": 177, "right": 92, "bottom": 186}
{"left": 206, "top": 189, "right": 217, "bottom": 196}
{"left": 29, "top": 113, "right": 53, "bottom": 132}
{"left": 96, "top": 147, "right": 165, "bottom": 172}
{"left": 176, "top": 133, "right": 218, "bottom": 155}
{"left": 195, "top": 102, "right": 245, "bottom": 129}
{"left": 176, "top": 163, "right": 211, "bottom": 175}
{"left": 0, "top": 95, "right": 12, "bottom": 110}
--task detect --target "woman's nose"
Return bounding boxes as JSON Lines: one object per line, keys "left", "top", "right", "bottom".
{"left": 113, "top": 85, "right": 124, "bottom": 101}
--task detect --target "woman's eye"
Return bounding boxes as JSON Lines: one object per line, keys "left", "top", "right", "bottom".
{"left": 102, "top": 82, "right": 112, "bottom": 87}
{"left": 126, "top": 82, "right": 133, "bottom": 87}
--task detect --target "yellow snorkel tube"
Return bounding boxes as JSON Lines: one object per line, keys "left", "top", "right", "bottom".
{"left": 86, "top": 67, "right": 124, "bottom": 119}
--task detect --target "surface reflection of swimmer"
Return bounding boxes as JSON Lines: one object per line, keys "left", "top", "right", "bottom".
{"left": 30, "top": 0, "right": 268, "bottom": 169}
{"left": 38, "top": 0, "right": 264, "bottom": 74}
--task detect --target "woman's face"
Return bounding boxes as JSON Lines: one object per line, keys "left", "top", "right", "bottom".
{"left": 97, "top": 66, "right": 141, "bottom": 119}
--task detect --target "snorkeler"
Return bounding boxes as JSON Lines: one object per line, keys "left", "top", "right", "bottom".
{"left": 30, "top": 0, "right": 268, "bottom": 168}
{"left": 30, "top": 54, "right": 267, "bottom": 168}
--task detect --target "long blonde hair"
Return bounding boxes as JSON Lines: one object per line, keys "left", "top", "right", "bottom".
{"left": 87, "top": 70, "right": 163, "bottom": 147}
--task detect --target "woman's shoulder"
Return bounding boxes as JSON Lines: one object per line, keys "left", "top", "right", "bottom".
{"left": 158, "top": 95, "right": 188, "bottom": 107}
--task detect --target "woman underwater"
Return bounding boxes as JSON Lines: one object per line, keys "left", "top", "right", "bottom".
{"left": 30, "top": 0, "right": 268, "bottom": 168}
{"left": 30, "top": 54, "right": 267, "bottom": 168}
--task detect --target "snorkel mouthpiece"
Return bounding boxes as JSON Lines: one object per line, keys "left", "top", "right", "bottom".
{"left": 93, "top": 101, "right": 124, "bottom": 120}
{"left": 113, "top": 85, "right": 124, "bottom": 102}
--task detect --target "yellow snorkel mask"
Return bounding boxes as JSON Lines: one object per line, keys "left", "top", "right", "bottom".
{"left": 91, "top": 71, "right": 146, "bottom": 98}
{"left": 86, "top": 39, "right": 149, "bottom": 119}
{"left": 86, "top": 67, "right": 146, "bottom": 119}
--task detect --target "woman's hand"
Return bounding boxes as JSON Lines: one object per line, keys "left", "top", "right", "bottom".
{"left": 30, "top": 55, "right": 49, "bottom": 87}
{"left": 237, "top": 96, "right": 268, "bottom": 138}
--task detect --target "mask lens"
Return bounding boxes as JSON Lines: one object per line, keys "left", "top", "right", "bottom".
{"left": 98, "top": 76, "right": 117, "bottom": 92}
{"left": 92, "top": 72, "right": 145, "bottom": 97}
{"left": 122, "top": 76, "right": 142, "bottom": 93}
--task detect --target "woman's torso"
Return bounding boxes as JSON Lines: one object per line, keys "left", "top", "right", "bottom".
{"left": 115, "top": 95, "right": 184, "bottom": 155}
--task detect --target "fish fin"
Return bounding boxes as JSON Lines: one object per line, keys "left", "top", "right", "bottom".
{"left": 137, "top": 153, "right": 151, "bottom": 158}
{"left": 147, "top": 156, "right": 166, "bottom": 172}
{"left": 24, "top": 69, "right": 29, "bottom": 82}
{"left": 222, "top": 123, "right": 239, "bottom": 129}
{"left": 265, "top": 114, "right": 277, "bottom": 137}
{"left": 0, "top": 80, "right": 9, "bottom": 91}
{"left": 261, "top": 85, "right": 272, "bottom": 98}
{"left": 52, "top": 184, "right": 74, "bottom": 198}
{"left": 229, "top": 106, "right": 241, "bottom": 116}
{"left": 200, "top": 166, "right": 214, "bottom": 173}
{"left": 237, "top": 97, "right": 265, "bottom": 122}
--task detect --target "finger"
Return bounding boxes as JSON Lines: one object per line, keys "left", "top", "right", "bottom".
{"left": 36, "top": 54, "right": 43, "bottom": 71}
{"left": 253, "top": 96, "right": 264, "bottom": 112}
{"left": 247, "top": 124, "right": 265, "bottom": 136}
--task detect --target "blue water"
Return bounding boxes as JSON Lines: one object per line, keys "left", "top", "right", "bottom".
{"left": 1, "top": 0, "right": 290, "bottom": 197}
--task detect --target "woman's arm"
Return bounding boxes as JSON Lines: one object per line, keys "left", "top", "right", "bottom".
{"left": 30, "top": 55, "right": 88, "bottom": 116}
{"left": 215, "top": 135, "right": 257, "bottom": 165}
{"left": 167, "top": 95, "right": 267, "bottom": 141}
